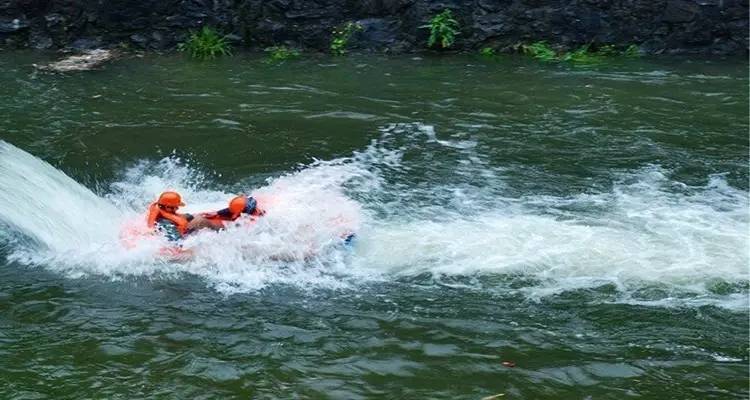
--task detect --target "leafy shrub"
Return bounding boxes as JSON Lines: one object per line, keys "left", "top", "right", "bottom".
{"left": 330, "top": 22, "right": 362, "bottom": 55}
{"left": 265, "top": 46, "right": 300, "bottom": 62}
{"left": 479, "top": 47, "right": 496, "bottom": 57}
{"left": 178, "top": 26, "right": 232, "bottom": 60}
{"left": 424, "top": 9, "right": 460, "bottom": 49}
{"left": 523, "top": 42, "right": 642, "bottom": 63}
{"left": 522, "top": 41, "right": 557, "bottom": 61}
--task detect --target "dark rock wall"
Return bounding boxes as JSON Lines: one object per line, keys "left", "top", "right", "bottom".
{"left": 0, "top": 0, "right": 747, "bottom": 54}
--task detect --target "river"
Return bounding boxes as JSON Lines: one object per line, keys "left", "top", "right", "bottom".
{"left": 0, "top": 51, "right": 747, "bottom": 399}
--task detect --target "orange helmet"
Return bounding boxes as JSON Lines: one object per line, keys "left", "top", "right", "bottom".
{"left": 228, "top": 195, "right": 248, "bottom": 214}
{"left": 157, "top": 191, "right": 185, "bottom": 207}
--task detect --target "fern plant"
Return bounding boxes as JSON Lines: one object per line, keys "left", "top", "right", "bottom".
{"left": 424, "top": 9, "right": 460, "bottom": 49}
{"left": 178, "top": 26, "right": 232, "bottom": 60}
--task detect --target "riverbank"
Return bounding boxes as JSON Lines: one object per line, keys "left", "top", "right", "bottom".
{"left": 0, "top": 0, "right": 747, "bottom": 55}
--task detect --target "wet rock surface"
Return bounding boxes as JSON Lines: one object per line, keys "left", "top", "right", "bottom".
{"left": 0, "top": 0, "right": 746, "bottom": 55}
{"left": 34, "top": 49, "right": 116, "bottom": 72}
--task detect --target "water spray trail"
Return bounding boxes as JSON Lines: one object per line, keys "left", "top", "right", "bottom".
{"left": 0, "top": 141, "right": 122, "bottom": 253}
{"left": 0, "top": 129, "right": 747, "bottom": 308}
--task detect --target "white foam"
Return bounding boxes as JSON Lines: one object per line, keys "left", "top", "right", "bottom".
{"left": 0, "top": 141, "right": 123, "bottom": 253}
{"left": 0, "top": 141, "right": 363, "bottom": 291}
{"left": 353, "top": 166, "right": 748, "bottom": 305}
{"left": 0, "top": 135, "right": 747, "bottom": 308}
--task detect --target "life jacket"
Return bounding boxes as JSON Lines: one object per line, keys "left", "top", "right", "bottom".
{"left": 203, "top": 197, "right": 259, "bottom": 223}
{"left": 146, "top": 202, "right": 189, "bottom": 236}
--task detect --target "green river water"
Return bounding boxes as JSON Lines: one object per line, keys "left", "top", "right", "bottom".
{"left": 0, "top": 52, "right": 748, "bottom": 399}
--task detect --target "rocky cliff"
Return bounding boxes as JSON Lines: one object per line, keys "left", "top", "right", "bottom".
{"left": 0, "top": 0, "right": 747, "bottom": 55}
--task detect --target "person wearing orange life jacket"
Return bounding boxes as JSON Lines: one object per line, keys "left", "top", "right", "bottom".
{"left": 202, "top": 194, "right": 264, "bottom": 227}
{"left": 147, "top": 191, "right": 219, "bottom": 241}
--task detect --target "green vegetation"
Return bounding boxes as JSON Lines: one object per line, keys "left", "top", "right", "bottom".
{"left": 522, "top": 41, "right": 557, "bottom": 61}
{"left": 479, "top": 47, "right": 497, "bottom": 57}
{"left": 596, "top": 44, "right": 618, "bottom": 56}
{"left": 265, "top": 46, "right": 300, "bottom": 63}
{"left": 523, "top": 41, "right": 641, "bottom": 64}
{"left": 624, "top": 44, "right": 641, "bottom": 57}
{"left": 178, "top": 26, "right": 232, "bottom": 60}
{"left": 330, "top": 22, "right": 362, "bottom": 55}
{"left": 424, "top": 9, "right": 460, "bottom": 49}
{"left": 560, "top": 44, "right": 602, "bottom": 63}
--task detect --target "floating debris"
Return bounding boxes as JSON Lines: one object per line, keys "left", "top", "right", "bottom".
{"left": 35, "top": 49, "right": 116, "bottom": 72}
{"left": 481, "top": 394, "right": 505, "bottom": 400}
{"left": 501, "top": 361, "right": 516, "bottom": 368}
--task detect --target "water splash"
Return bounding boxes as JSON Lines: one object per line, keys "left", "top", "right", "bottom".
{"left": 0, "top": 141, "right": 122, "bottom": 254}
{"left": 354, "top": 167, "right": 748, "bottom": 302}
{"left": 0, "top": 140, "right": 363, "bottom": 290}
{"left": 0, "top": 131, "right": 747, "bottom": 307}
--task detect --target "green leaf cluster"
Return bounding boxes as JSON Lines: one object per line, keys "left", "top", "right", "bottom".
{"left": 522, "top": 41, "right": 557, "bottom": 61}
{"left": 265, "top": 46, "right": 300, "bottom": 63}
{"left": 523, "top": 41, "right": 641, "bottom": 64}
{"left": 479, "top": 47, "right": 497, "bottom": 57}
{"left": 178, "top": 26, "right": 232, "bottom": 60}
{"left": 330, "top": 22, "right": 363, "bottom": 56}
{"left": 560, "top": 44, "right": 602, "bottom": 63}
{"left": 424, "top": 9, "right": 460, "bottom": 49}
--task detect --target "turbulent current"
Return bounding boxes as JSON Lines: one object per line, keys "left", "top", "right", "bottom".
{"left": 0, "top": 53, "right": 747, "bottom": 399}
{"left": 0, "top": 125, "right": 746, "bottom": 307}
